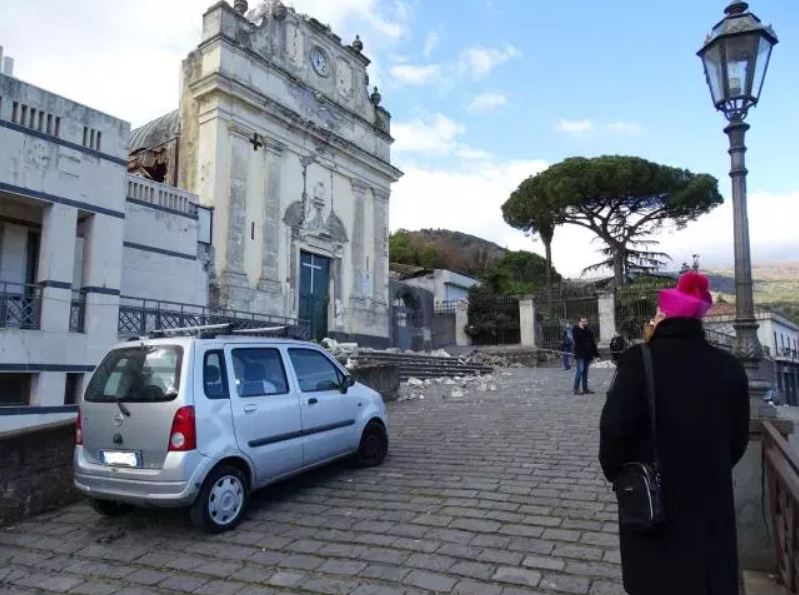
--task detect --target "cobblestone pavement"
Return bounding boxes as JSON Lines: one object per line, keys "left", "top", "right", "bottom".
{"left": 0, "top": 367, "right": 624, "bottom": 595}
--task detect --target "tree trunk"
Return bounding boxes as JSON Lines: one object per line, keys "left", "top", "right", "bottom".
{"left": 544, "top": 240, "right": 553, "bottom": 293}
{"left": 613, "top": 249, "right": 625, "bottom": 288}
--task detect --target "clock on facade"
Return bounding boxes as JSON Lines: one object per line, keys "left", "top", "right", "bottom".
{"left": 309, "top": 47, "right": 330, "bottom": 77}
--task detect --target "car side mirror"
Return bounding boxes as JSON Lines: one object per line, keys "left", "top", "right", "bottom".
{"left": 340, "top": 374, "right": 356, "bottom": 394}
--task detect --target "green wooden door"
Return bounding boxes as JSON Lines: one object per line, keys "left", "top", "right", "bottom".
{"left": 299, "top": 252, "right": 330, "bottom": 342}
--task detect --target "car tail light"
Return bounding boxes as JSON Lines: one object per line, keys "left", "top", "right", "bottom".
{"left": 75, "top": 410, "right": 83, "bottom": 445}
{"left": 169, "top": 406, "right": 196, "bottom": 451}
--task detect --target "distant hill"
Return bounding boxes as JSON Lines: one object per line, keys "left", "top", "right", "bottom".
{"left": 705, "top": 263, "right": 799, "bottom": 323}
{"left": 390, "top": 229, "right": 509, "bottom": 277}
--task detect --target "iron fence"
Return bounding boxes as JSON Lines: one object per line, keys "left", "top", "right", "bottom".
{"left": 0, "top": 281, "right": 41, "bottom": 329}
{"left": 118, "top": 296, "right": 310, "bottom": 339}
{"left": 534, "top": 285, "right": 599, "bottom": 351}
{"left": 466, "top": 295, "right": 520, "bottom": 346}
{"left": 615, "top": 284, "right": 671, "bottom": 343}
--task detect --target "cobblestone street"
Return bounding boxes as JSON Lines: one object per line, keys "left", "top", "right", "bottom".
{"left": 0, "top": 368, "right": 624, "bottom": 595}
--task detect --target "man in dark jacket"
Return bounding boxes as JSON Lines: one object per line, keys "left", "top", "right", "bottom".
{"left": 572, "top": 317, "right": 599, "bottom": 395}
{"left": 599, "top": 272, "right": 750, "bottom": 595}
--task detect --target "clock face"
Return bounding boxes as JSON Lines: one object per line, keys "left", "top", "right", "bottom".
{"left": 309, "top": 47, "right": 330, "bottom": 77}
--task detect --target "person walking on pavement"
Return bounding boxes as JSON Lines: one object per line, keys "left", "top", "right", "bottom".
{"left": 572, "top": 317, "right": 599, "bottom": 395}
{"left": 599, "top": 271, "right": 750, "bottom": 595}
{"left": 560, "top": 324, "right": 574, "bottom": 370}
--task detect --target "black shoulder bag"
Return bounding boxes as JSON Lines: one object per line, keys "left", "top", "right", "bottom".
{"left": 612, "top": 343, "right": 665, "bottom": 531}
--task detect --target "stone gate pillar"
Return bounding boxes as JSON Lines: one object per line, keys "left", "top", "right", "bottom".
{"left": 519, "top": 296, "right": 536, "bottom": 347}
{"left": 455, "top": 301, "right": 471, "bottom": 347}
{"left": 598, "top": 291, "right": 616, "bottom": 344}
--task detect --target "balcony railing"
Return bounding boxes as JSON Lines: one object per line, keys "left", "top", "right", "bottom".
{"left": 0, "top": 282, "right": 41, "bottom": 329}
{"left": 70, "top": 290, "right": 85, "bottom": 333}
{"left": 763, "top": 420, "right": 799, "bottom": 592}
{"left": 126, "top": 175, "right": 198, "bottom": 217}
{"left": 118, "top": 296, "right": 310, "bottom": 340}
{"left": 706, "top": 328, "right": 735, "bottom": 350}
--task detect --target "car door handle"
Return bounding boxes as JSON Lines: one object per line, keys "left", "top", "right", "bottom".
{"left": 308, "top": 398, "right": 318, "bottom": 405}
{"left": 244, "top": 404, "right": 257, "bottom": 413}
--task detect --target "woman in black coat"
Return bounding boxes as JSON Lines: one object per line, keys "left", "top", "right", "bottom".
{"left": 599, "top": 273, "right": 750, "bottom": 595}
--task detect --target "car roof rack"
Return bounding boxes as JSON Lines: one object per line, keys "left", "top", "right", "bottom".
{"left": 146, "top": 322, "right": 310, "bottom": 341}
{"left": 149, "top": 323, "right": 232, "bottom": 339}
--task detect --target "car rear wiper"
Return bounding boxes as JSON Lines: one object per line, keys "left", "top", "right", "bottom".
{"left": 114, "top": 397, "right": 131, "bottom": 417}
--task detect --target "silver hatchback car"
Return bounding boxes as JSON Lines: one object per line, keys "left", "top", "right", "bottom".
{"left": 74, "top": 327, "right": 389, "bottom": 532}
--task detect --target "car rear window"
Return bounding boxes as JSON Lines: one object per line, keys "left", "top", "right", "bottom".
{"left": 85, "top": 345, "right": 183, "bottom": 402}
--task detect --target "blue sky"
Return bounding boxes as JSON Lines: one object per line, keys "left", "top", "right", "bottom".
{"left": 1, "top": 0, "right": 797, "bottom": 277}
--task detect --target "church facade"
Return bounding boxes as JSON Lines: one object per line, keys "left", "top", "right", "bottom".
{"left": 171, "top": 0, "right": 402, "bottom": 346}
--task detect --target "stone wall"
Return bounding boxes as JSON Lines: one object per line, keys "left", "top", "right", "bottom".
{"left": 0, "top": 420, "right": 80, "bottom": 527}
{"left": 351, "top": 364, "right": 399, "bottom": 402}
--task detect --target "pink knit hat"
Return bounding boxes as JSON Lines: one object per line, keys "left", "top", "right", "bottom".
{"left": 658, "top": 272, "right": 713, "bottom": 319}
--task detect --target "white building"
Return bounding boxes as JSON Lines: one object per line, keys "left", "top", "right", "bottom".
{"left": 0, "top": 51, "right": 211, "bottom": 432}
{"left": 401, "top": 268, "right": 481, "bottom": 307}
{"left": 705, "top": 302, "right": 799, "bottom": 405}
{"left": 131, "top": 0, "right": 402, "bottom": 346}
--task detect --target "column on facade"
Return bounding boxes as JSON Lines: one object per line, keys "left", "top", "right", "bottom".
{"left": 258, "top": 138, "right": 285, "bottom": 294}
{"left": 220, "top": 122, "right": 251, "bottom": 293}
{"left": 80, "top": 212, "right": 124, "bottom": 353}
{"left": 350, "top": 179, "right": 368, "bottom": 300}
{"left": 36, "top": 203, "right": 77, "bottom": 332}
{"left": 371, "top": 187, "right": 390, "bottom": 305}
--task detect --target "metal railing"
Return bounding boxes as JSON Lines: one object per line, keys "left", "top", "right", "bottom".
{"left": 763, "top": 420, "right": 799, "bottom": 592}
{"left": 118, "top": 296, "right": 310, "bottom": 340}
{"left": 434, "top": 300, "right": 460, "bottom": 314}
{"left": 70, "top": 290, "right": 85, "bottom": 333}
{"left": 705, "top": 328, "right": 735, "bottom": 350}
{"left": 0, "top": 281, "right": 41, "bottom": 329}
{"left": 126, "top": 175, "right": 199, "bottom": 217}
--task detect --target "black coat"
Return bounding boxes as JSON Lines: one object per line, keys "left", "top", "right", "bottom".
{"left": 572, "top": 325, "right": 599, "bottom": 360}
{"left": 599, "top": 318, "right": 749, "bottom": 595}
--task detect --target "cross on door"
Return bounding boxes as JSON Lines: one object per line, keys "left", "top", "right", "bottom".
{"left": 250, "top": 132, "right": 263, "bottom": 151}
{"left": 302, "top": 255, "right": 324, "bottom": 294}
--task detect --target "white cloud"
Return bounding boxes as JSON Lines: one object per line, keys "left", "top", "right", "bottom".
{"left": 392, "top": 114, "right": 466, "bottom": 154}
{"left": 556, "top": 119, "right": 595, "bottom": 135}
{"left": 607, "top": 120, "right": 645, "bottom": 136}
{"left": 467, "top": 92, "right": 508, "bottom": 113}
{"left": 0, "top": 0, "right": 409, "bottom": 128}
{"left": 458, "top": 44, "right": 520, "bottom": 79}
{"left": 391, "top": 159, "right": 549, "bottom": 256}
{"left": 423, "top": 31, "right": 440, "bottom": 59}
{"left": 389, "top": 63, "right": 442, "bottom": 86}
{"left": 455, "top": 146, "right": 494, "bottom": 161}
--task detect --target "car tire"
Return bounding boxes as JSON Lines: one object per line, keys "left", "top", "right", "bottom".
{"left": 355, "top": 420, "right": 388, "bottom": 467}
{"left": 89, "top": 498, "right": 134, "bottom": 517}
{"left": 190, "top": 464, "right": 249, "bottom": 533}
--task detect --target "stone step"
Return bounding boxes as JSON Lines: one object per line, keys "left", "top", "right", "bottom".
{"left": 351, "top": 351, "right": 492, "bottom": 380}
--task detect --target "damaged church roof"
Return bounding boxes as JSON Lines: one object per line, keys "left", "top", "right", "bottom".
{"left": 129, "top": 109, "right": 180, "bottom": 154}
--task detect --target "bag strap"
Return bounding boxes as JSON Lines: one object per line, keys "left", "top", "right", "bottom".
{"left": 640, "top": 343, "right": 660, "bottom": 470}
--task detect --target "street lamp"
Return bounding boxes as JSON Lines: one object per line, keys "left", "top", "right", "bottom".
{"left": 698, "top": 1, "right": 778, "bottom": 403}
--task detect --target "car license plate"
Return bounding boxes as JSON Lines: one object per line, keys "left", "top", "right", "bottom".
{"left": 100, "top": 450, "right": 141, "bottom": 467}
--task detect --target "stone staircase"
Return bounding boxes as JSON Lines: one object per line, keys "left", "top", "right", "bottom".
{"left": 350, "top": 351, "right": 493, "bottom": 381}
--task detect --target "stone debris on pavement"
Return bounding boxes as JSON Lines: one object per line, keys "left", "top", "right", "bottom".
{"left": 592, "top": 359, "right": 617, "bottom": 369}
{"left": 0, "top": 368, "right": 625, "bottom": 595}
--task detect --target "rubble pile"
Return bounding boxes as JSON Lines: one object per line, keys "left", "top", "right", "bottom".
{"left": 397, "top": 373, "right": 498, "bottom": 402}
{"left": 592, "top": 359, "right": 617, "bottom": 369}
{"left": 461, "top": 351, "right": 520, "bottom": 368}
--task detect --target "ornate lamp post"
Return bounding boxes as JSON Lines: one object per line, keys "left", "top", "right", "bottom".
{"left": 698, "top": 1, "right": 778, "bottom": 405}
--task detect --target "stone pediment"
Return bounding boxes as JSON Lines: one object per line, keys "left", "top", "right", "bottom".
{"left": 233, "top": 1, "right": 378, "bottom": 125}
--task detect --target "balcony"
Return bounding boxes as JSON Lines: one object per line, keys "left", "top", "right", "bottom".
{"left": 0, "top": 282, "right": 86, "bottom": 332}
{"left": 118, "top": 296, "right": 310, "bottom": 339}
{"left": 0, "top": 282, "right": 41, "bottom": 329}
{"left": 126, "top": 175, "right": 198, "bottom": 217}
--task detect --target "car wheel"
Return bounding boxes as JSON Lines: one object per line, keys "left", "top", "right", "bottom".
{"left": 355, "top": 420, "right": 388, "bottom": 467}
{"left": 89, "top": 498, "right": 133, "bottom": 517}
{"left": 190, "top": 464, "right": 248, "bottom": 533}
